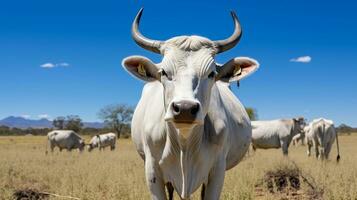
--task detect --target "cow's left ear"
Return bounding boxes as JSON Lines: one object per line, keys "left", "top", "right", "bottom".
{"left": 216, "top": 57, "right": 259, "bottom": 82}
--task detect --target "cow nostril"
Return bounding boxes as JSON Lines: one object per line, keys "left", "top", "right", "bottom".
{"left": 172, "top": 103, "right": 180, "bottom": 114}
{"left": 191, "top": 104, "right": 199, "bottom": 115}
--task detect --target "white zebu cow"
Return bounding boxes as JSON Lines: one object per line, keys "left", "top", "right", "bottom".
{"left": 305, "top": 118, "right": 340, "bottom": 161}
{"left": 122, "top": 8, "right": 259, "bottom": 200}
{"left": 47, "top": 130, "right": 85, "bottom": 152}
{"left": 251, "top": 118, "right": 305, "bottom": 155}
{"left": 88, "top": 133, "right": 117, "bottom": 152}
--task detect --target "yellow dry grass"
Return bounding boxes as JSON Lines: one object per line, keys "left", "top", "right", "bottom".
{"left": 0, "top": 134, "right": 356, "bottom": 199}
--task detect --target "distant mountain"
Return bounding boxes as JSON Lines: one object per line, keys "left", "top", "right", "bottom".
{"left": 0, "top": 116, "right": 104, "bottom": 129}
{"left": 0, "top": 116, "right": 52, "bottom": 128}
{"left": 337, "top": 123, "right": 357, "bottom": 133}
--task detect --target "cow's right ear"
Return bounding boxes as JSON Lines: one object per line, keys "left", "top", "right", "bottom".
{"left": 122, "top": 56, "right": 160, "bottom": 82}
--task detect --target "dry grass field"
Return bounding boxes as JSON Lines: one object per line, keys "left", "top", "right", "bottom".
{"left": 1, "top": 134, "right": 356, "bottom": 200}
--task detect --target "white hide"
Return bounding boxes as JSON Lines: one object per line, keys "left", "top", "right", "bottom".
{"left": 47, "top": 130, "right": 85, "bottom": 152}
{"left": 88, "top": 132, "right": 117, "bottom": 151}
{"left": 251, "top": 118, "right": 305, "bottom": 155}
{"left": 305, "top": 118, "right": 340, "bottom": 161}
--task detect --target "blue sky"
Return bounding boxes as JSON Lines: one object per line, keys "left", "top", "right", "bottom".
{"left": 0, "top": 0, "right": 356, "bottom": 126}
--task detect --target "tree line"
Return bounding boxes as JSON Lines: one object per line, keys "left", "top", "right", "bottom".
{"left": 0, "top": 104, "right": 134, "bottom": 137}
{"left": 0, "top": 126, "right": 114, "bottom": 136}
{"left": 0, "top": 105, "right": 259, "bottom": 137}
{"left": 336, "top": 124, "right": 357, "bottom": 135}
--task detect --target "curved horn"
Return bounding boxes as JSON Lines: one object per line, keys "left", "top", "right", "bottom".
{"left": 214, "top": 11, "right": 242, "bottom": 54}
{"left": 132, "top": 8, "right": 163, "bottom": 54}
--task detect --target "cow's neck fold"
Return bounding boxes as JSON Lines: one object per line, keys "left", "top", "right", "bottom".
{"left": 163, "top": 123, "right": 203, "bottom": 155}
{"left": 161, "top": 122, "right": 204, "bottom": 198}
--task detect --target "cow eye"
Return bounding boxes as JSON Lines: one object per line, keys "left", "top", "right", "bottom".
{"left": 208, "top": 71, "right": 216, "bottom": 79}
{"left": 159, "top": 69, "right": 172, "bottom": 81}
{"left": 160, "top": 69, "right": 168, "bottom": 77}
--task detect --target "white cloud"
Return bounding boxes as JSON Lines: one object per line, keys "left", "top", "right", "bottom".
{"left": 38, "top": 114, "right": 50, "bottom": 119}
{"left": 40, "top": 62, "right": 70, "bottom": 68}
{"left": 57, "top": 62, "right": 69, "bottom": 67}
{"left": 21, "top": 114, "right": 31, "bottom": 119}
{"left": 290, "top": 56, "right": 312, "bottom": 63}
{"left": 40, "top": 63, "right": 56, "bottom": 68}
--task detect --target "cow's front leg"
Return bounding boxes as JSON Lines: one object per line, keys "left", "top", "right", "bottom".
{"left": 49, "top": 142, "right": 55, "bottom": 153}
{"left": 145, "top": 155, "right": 167, "bottom": 200}
{"left": 203, "top": 158, "right": 226, "bottom": 200}
{"left": 280, "top": 140, "right": 288, "bottom": 156}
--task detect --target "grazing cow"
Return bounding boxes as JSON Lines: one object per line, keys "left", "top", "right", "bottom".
{"left": 305, "top": 118, "right": 340, "bottom": 161}
{"left": 88, "top": 133, "right": 117, "bottom": 152}
{"left": 122, "top": 8, "right": 259, "bottom": 200}
{"left": 47, "top": 130, "right": 85, "bottom": 152}
{"left": 251, "top": 118, "right": 305, "bottom": 155}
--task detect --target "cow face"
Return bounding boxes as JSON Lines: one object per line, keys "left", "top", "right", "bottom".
{"left": 293, "top": 117, "right": 306, "bottom": 133}
{"left": 158, "top": 42, "right": 216, "bottom": 125}
{"left": 122, "top": 9, "right": 259, "bottom": 132}
{"left": 123, "top": 40, "right": 258, "bottom": 128}
{"left": 79, "top": 141, "right": 85, "bottom": 152}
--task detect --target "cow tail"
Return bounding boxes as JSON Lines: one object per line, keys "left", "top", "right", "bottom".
{"left": 335, "top": 129, "right": 341, "bottom": 162}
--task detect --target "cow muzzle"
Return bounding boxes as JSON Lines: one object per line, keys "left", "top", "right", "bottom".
{"left": 165, "top": 100, "right": 202, "bottom": 125}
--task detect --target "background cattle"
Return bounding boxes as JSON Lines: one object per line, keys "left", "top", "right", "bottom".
{"left": 251, "top": 117, "right": 305, "bottom": 155}
{"left": 305, "top": 118, "right": 340, "bottom": 161}
{"left": 47, "top": 130, "right": 85, "bottom": 153}
{"left": 88, "top": 132, "right": 117, "bottom": 152}
{"left": 123, "top": 8, "right": 259, "bottom": 200}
